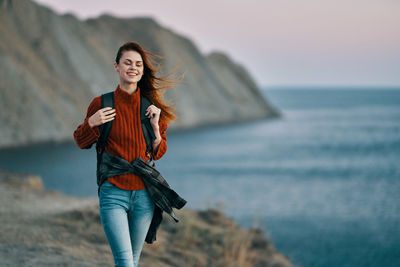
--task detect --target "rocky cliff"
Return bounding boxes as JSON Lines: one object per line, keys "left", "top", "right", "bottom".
{"left": 0, "top": 0, "right": 279, "bottom": 148}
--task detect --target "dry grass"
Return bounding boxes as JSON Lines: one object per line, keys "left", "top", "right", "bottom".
{"left": 0, "top": 170, "right": 292, "bottom": 267}
{"left": 141, "top": 208, "right": 292, "bottom": 267}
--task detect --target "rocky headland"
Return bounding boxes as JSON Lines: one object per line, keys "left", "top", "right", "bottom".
{"left": 0, "top": 0, "right": 280, "bottom": 149}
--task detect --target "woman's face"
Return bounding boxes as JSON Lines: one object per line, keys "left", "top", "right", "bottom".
{"left": 114, "top": 50, "right": 144, "bottom": 85}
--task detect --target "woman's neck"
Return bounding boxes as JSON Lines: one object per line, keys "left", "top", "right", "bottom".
{"left": 119, "top": 81, "right": 138, "bottom": 95}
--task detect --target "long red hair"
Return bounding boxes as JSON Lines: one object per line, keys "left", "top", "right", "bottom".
{"left": 115, "top": 41, "right": 184, "bottom": 125}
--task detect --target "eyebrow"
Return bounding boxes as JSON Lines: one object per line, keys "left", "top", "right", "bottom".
{"left": 124, "top": 59, "right": 142, "bottom": 63}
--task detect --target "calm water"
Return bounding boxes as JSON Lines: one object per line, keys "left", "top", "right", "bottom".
{"left": 1, "top": 88, "right": 399, "bottom": 267}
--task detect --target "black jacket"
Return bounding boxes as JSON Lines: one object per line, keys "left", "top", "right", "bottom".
{"left": 98, "top": 150, "right": 187, "bottom": 244}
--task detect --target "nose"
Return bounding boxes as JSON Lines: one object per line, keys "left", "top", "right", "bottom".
{"left": 130, "top": 66, "right": 138, "bottom": 72}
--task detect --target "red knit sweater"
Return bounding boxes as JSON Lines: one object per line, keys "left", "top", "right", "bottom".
{"left": 73, "top": 84, "right": 168, "bottom": 190}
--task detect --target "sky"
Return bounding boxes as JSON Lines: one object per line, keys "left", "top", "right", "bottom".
{"left": 33, "top": 0, "right": 400, "bottom": 88}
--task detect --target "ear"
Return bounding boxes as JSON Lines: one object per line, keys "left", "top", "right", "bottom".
{"left": 113, "top": 62, "right": 119, "bottom": 72}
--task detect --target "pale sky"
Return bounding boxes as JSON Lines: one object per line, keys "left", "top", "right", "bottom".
{"left": 33, "top": 0, "right": 400, "bottom": 87}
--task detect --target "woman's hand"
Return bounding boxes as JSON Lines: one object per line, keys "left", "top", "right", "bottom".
{"left": 146, "top": 105, "right": 162, "bottom": 151}
{"left": 145, "top": 105, "right": 161, "bottom": 127}
{"left": 88, "top": 107, "right": 116, "bottom": 127}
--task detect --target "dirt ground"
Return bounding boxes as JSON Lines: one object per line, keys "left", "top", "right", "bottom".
{"left": 0, "top": 169, "right": 292, "bottom": 267}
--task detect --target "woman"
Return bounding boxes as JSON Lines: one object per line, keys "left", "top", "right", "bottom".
{"left": 73, "top": 41, "right": 182, "bottom": 267}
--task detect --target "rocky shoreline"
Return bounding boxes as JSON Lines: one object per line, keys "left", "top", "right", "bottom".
{"left": 0, "top": 169, "right": 292, "bottom": 266}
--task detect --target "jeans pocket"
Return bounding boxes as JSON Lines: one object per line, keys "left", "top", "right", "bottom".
{"left": 137, "top": 189, "right": 155, "bottom": 210}
{"left": 100, "top": 180, "right": 114, "bottom": 193}
{"left": 102, "top": 180, "right": 114, "bottom": 187}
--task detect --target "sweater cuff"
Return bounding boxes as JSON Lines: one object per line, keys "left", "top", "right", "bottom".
{"left": 73, "top": 118, "right": 101, "bottom": 149}
{"left": 84, "top": 119, "right": 100, "bottom": 138}
{"left": 152, "top": 138, "right": 167, "bottom": 160}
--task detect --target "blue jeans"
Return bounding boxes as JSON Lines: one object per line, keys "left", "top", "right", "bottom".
{"left": 99, "top": 180, "right": 155, "bottom": 267}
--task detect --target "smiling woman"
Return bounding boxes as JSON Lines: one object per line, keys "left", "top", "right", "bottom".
{"left": 73, "top": 41, "right": 184, "bottom": 267}
{"left": 114, "top": 51, "right": 144, "bottom": 92}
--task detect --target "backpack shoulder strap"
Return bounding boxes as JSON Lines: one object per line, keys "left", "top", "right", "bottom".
{"left": 96, "top": 91, "right": 114, "bottom": 153}
{"left": 95, "top": 91, "right": 156, "bottom": 158}
{"left": 140, "top": 94, "right": 157, "bottom": 155}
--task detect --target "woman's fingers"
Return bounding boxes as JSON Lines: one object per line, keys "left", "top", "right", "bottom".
{"left": 98, "top": 108, "right": 116, "bottom": 124}
{"left": 104, "top": 116, "right": 115, "bottom": 122}
{"left": 146, "top": 108, "right": 152, "bottom": 118}
{"left": 146, "top": 105, "right": 160, "bottom": 118}
{"left": 103, "top": 108, "right": 116, "bottom": 116}
{"left": 89, "top": 108, "right": 115, "bottom": 127}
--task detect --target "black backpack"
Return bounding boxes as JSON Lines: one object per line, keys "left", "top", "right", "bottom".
{"left": 95, "top": 90, "right": 156, "bottom": 195}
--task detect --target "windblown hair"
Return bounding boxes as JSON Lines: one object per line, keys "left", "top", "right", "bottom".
{"left": 115, "top": 41, "right": 184, "bottom": 125}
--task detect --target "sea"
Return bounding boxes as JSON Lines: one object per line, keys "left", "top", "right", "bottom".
{"left": 0, "top": 87, "right": 399, "bottom": 267}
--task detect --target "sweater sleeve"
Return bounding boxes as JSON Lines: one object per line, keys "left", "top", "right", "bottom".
{"left": 152, "top": 121, "right": 168, "bottom": 160}
{"left": 73, "top": 96, "right": 101, "bottom": 149}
